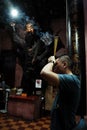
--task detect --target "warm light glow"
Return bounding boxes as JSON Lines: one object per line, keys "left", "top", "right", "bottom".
{"left": 26, "top": 23, "right": 34, "bottom": 32}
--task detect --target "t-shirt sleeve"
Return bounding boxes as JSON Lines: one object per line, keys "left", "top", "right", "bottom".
{"left": 58, "top": 74, "right": 80, "bottom": 92}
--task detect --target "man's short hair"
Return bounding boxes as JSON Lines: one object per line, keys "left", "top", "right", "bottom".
{"left": 59, "top": 55, "right": 72, "bottom": 68}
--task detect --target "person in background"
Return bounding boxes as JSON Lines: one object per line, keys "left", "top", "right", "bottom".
{"left": 12, "top": 23, "right": 26, "bottom": 68}
{"left": 21, "top": 22, "right": 39, "bottom": 95}
{"left": 40, "top": 55, "right": 81, "bottom": 130}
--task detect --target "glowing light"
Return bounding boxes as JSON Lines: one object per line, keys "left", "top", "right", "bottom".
{"left": 10, "top": 8, "right": 18, "bottom": 18}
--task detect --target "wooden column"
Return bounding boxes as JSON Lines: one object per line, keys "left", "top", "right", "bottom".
{"left": 83, "top": 0, "right": 87, "bottom": 116}
{"left": 66, "top": 0, "right": 86, "bottom": 115}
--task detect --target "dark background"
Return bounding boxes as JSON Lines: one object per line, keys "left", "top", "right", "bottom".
{"left": 0, "top": 0, "right": 66, "bottom": 28}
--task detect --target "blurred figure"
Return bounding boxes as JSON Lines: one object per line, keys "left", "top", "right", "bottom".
{"left": 12, "top": 23, "right": 26, "bottom": 68}
{"left": 21, "top": 22, "right": 39, "bottom": 95}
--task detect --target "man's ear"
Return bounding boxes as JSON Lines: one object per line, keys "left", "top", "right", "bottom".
{"left": 63, "top": 61, "right": 67, "bottom": 68}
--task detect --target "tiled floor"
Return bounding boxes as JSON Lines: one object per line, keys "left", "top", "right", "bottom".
{"left": 0, "top": 112, "right": 87, "bottom": 130}
{"left": 0, "top": 113, "right": 50, "bottom": 130}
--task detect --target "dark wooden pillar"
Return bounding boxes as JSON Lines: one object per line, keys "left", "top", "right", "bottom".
{"left": 83, "top": 0, "right": 87, "bottom": 116}
{"left": 66, "top": 0, "right": 86, "bottom": 116}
